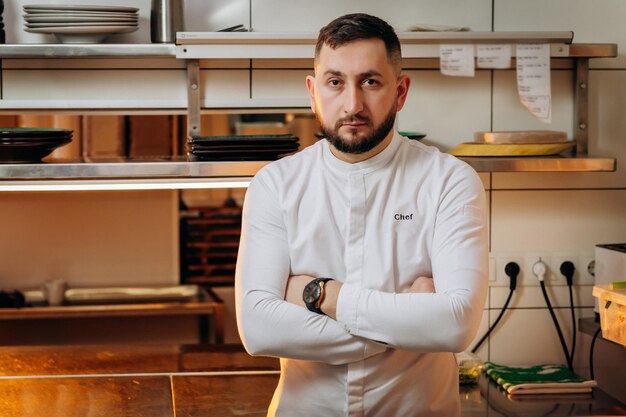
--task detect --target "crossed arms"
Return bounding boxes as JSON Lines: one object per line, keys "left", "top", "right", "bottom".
{"left": 235, "top": 170, "right": 488, "bottom": 365}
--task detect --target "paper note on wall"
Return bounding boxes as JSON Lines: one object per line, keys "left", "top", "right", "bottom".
{"left": 477, "top": 44, "right": 511, "bottom": 69}
{"left": 516, "top": 44, "right": 551, "bottom": 124}
{"left": 440, "top": 44, "right": 475, "bottom": 77}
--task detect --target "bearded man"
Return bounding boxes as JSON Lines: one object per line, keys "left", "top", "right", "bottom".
{"left": 235, "top": 13, "right": 488, "bottom": 417}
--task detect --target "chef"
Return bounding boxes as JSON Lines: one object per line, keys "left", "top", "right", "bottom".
{"left": 235, "top": 13, "right": 488, "bottom": 417}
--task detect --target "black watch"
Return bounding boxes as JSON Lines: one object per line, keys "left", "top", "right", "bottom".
{"left": 303, "top": 277, "right": 333, "bottom": 314}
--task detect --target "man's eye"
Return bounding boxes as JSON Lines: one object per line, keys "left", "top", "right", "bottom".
{"left": 363, "top": 79, "right": 378, "bottom": 86}
{"left": 328, "top": 79, "right": 341, "bottom": 87}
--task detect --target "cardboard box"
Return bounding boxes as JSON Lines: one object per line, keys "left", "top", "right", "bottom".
{"left": 593, "top": 284, "right": 626, "bottom": 347}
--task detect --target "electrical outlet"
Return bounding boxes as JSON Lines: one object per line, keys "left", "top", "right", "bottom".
{"left": 494, "top": 254, "right": 524, "bottom": 287}
{"left": 551, "top": 253, "right": 579, "bottom": 286}
{"left": 523, "top": 253, "right": 552, "bottom": 286}
{"left": 578, "top": 253, "right": 596, "bottom": 285}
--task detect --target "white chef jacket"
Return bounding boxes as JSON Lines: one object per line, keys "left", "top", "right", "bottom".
{"left": 235, "top": 131, "right": 488, "bottom": 417}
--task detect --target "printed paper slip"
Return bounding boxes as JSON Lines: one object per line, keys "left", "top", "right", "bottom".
{"left": 440, "top": 44, "right": 475, "bottom": 77}
{"left": 516, "top": 44, "right": 551, "bottom": 124}
{"left": 477, "top": 44, "right": 511, "bottom": 69}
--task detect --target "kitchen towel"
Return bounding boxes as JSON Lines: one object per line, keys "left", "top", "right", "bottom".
{"left": 484, "top": 362, "right": 597, "bottom": 395}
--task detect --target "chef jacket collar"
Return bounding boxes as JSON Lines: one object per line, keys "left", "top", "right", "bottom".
{"left": 322, "top": 130, "right": 402, "bottom": 174}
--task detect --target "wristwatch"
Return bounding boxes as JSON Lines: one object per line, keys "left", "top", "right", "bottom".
{"left": 303, "top": 277, "right": 333, "bottom": 314}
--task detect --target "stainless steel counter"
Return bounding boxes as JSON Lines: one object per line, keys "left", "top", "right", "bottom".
{"left": 0, "top": 344, "right": 623, "bottom": 417}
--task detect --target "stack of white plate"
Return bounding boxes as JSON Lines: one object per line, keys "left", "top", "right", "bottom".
{"left": 23, "top": 4, "right": 139, "bottom": 44}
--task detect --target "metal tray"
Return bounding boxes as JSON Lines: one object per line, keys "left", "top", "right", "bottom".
{"left": 23, "top": 284, "right": 204, "bottom": 306}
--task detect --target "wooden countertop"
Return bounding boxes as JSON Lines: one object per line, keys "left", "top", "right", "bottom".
{"left": 0, "top": 344, "right": 622, "bottom": 417}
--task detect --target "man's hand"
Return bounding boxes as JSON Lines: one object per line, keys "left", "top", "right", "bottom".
{"left": 409, "top": 276, "right": 435, "bottom": 293}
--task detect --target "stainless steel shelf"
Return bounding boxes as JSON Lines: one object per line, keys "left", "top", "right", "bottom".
{"left": 175, "top": 31, "right": 580, "bottom": 59}
{"left": 0, "top": 155, "right": 615, "bottom": 188}
{"left": 0, "top": 158, "right": 267, "bottom": 180}
{"left": 175, "top": 31, "right": 616, "bottom": 60}
{"left": 177, "top": 31, "right": 574, "bottom": 44}
{"left": 0, "top": 43, "right": 176, "bottom": 58}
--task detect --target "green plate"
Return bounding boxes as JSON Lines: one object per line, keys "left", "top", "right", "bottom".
{"left": 398, "top": 131, "right": 426, "bottom": 140}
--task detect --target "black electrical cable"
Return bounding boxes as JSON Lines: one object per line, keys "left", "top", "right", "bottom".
{"left": 567, "top": 285, "right": 576, "bottom": 364}
{"left": 471, "top": 262, "right": 519, "bottom": 353}
{"left": 471, "top": 290, "right": 513, "bottom": 353}
{"left": 560, "top": 261, "right": 577, "bottom": 369}
{"left": 540, "top": 280, "right": 573, "bottom": 371}
{"left": 589, "top": 327, "right": 602, "bottom": 380}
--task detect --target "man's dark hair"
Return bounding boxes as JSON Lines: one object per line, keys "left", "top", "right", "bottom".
{"left": 314, "top": 13, "right": 402, "bottom": 74}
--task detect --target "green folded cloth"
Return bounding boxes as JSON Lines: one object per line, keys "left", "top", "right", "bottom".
{"left": 484, "top": 362, "right": 597, "bottom": 395}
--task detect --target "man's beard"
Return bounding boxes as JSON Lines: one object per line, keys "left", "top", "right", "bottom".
{"left": 319, "top": 105, "right": 397, "bottom": 155}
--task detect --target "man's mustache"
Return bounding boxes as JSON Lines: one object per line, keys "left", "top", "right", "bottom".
{"left": 336, "top": 115, "right": 370, "bottom": 125}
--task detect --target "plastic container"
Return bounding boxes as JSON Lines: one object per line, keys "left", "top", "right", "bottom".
{"left": 455, "top": 351, "right": 484, "bottom": 384}
{"left": 592, "top": 284, "right": 626, "bottom": 347}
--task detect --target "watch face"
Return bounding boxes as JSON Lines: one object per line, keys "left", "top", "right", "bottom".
{"left": 303, "top": 281, "right": 321, "bottom": 305}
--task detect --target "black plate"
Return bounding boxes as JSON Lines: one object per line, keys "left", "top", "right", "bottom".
{"left": 186, "top": 143, "right": 299, "bottom": 153}
{"left": 0, "top": 141, "right": 72, "bottom": 163}
{"left": 0, "top": 138, "right": 72, "bottom": 147}
{"left": 0, "top": 135, "right": 72, "bottom": 142}
{"left": 189, "top": 149, "right": 298, "bottom": 156}
{"left": 189, "top": 134, "right": 299, "bottom": 145}
{"left": 188, "top": 151, "right": 294, "bottom": 162}
{"left": 0, "top": 127, "right": 73, "bottom": 138}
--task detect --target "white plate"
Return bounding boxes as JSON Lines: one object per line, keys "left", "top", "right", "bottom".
{"left": 25, "top": 25, "right": 138, "bottom": 34}
{"left": 26, "top": 22, "right": 138, "bottom": 28}
{"left": 24, "top": 4, "right": 139, "bottom": 13}
{"left": 24, "top": 10, "right": 137, "bottom": 16}
{"left": 25, "top": 25, "right": 138, "bottom": 43}
{"left": 25, "top": 15, "right": 138, "bottom": 23}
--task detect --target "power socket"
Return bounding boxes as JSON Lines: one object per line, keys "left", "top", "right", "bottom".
{"left": 493, "top": 253, "right": 524, "bottom": 287}
{"left": 551, "top": 253, "right": 579, "bottom": 286}
{"left": 524, "top": 253, "right": 552, "bottom": 286}
{"left": 491, "top": 251, "right": 594, "bottom": 287}
{"left": 578, "top": 253, "right": 596, "bottom": 285}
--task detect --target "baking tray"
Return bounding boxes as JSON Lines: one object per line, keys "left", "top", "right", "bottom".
{"left": 23, "top": 284, "right": 204, "bottom": 306}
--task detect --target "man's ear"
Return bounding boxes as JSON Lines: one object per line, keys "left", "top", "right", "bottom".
{"left": 306, "top": 75, "right": 317, "bottom": 114}
{"left": 395, "top": 75, "right": 411, "bottom": 112}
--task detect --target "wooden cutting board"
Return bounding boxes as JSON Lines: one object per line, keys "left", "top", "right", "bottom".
{"left": 474, "top": 130, "right": 567, "bottom": 144}
{"left": 448, "top": 142, "right": 575, "bottom": 157}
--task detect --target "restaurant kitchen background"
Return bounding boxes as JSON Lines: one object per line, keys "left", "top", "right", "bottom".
{"left": 0, "top": 0, "right": 624, "bottom": 404}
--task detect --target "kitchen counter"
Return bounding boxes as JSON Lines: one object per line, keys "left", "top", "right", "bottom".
{"left": 0, "top": 344, "right": 623, "bottom": 417}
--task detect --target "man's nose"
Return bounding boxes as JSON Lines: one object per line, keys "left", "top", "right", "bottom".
{"left": 344, "top": 84, "right": 364, "bottom": 115}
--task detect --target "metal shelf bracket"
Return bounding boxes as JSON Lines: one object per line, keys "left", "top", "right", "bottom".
{"left": 186, "top": 59, "right": 201, "bottom": 138}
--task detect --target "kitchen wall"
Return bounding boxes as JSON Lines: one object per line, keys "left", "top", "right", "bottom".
{"left": 1, "top": 0, "right": 625, "bottom": 397}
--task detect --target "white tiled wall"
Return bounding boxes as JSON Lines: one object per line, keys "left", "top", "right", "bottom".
{"left": 250, "top": 0, "right": 492, "bottom": 33}
{"left": 491, "top": 190, "right": 626, "bottom": 252}
{"left": 494, "top": 0, "right": 626, "bottom": 68}
{"left": 399, "top": 71, "right": 491, "bottom": 151}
